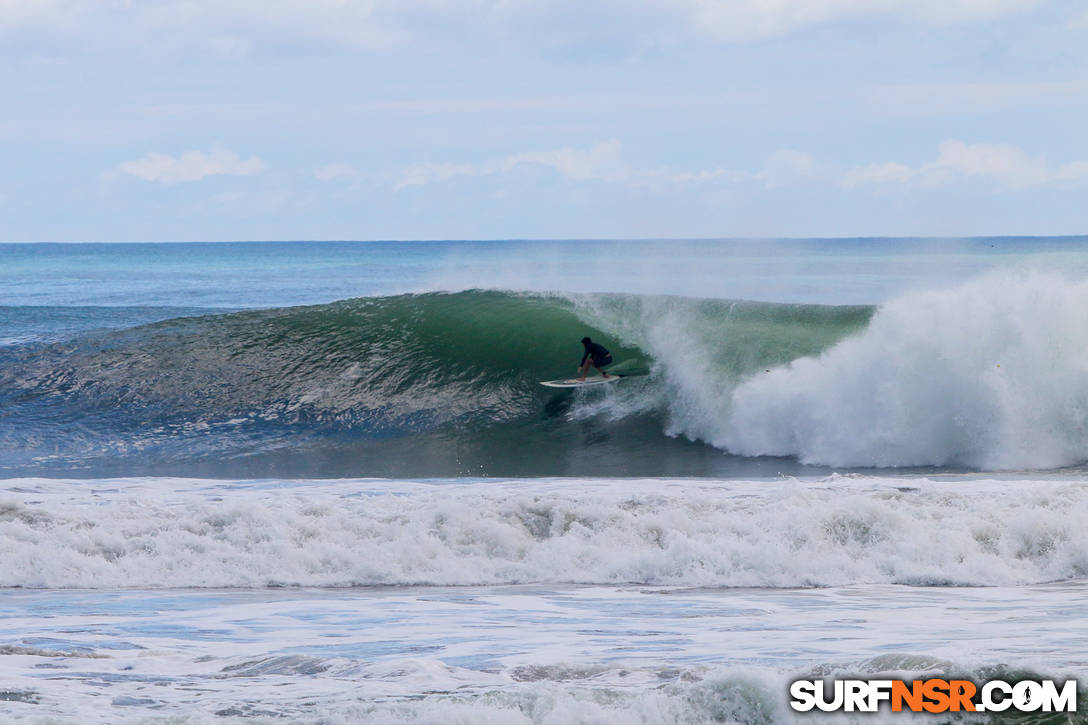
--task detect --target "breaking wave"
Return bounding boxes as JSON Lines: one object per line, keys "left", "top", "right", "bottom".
{"left": 5, "top": 271, "right": 1088, "bottom": 474}
{"left": 4, "top": 477, "right": 1087, "bottom": 589}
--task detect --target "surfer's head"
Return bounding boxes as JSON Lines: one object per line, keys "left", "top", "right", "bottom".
{"left": 581, "top": 337, "right": 591, "bottom": 345}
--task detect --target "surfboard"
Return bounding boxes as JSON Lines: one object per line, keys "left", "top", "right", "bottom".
{"left": 540, "top": 376, "right": 623, "bottom": 388}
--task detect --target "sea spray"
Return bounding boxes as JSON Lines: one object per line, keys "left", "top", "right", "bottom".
{"left": 720, "top": 272, "right": 1088, "bottom": 468}
{"left": 566, "top": 294, "right": 869, "bottom": 442}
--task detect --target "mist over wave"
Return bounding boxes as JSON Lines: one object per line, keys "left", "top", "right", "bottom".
{"left": 715, "top": 272, "right": 1088, "bottom": 469}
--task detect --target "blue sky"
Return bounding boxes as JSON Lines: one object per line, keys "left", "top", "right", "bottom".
{"left": 2, "top": 0, "right": 1087, "bottom": 241}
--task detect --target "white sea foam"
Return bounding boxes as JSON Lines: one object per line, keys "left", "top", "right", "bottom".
{"left": 720, "top": 272, "right": 1088, "bottom": 468}
{"left": 0, "top": 661, "right": 935, "bottom": 724}
{"left": 1, "top": 566, "right": 1084, "bottom": 723}
{"left": 3, "top": 476, "right": 1088, "bottom": 589}
{"left": 1, "top": 657, "right": 1076, "bottom": 724}
{"left": 573, "top": 272, "right": 1088, "bottom": 470}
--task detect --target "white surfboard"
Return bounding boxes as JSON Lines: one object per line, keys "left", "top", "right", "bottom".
{"left": 540, "top": 376, "right": 623, "bottom": 388}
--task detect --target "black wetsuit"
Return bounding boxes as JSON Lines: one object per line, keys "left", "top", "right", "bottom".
{"left": 580, "top": 342, "right": 612, "bottom": 368}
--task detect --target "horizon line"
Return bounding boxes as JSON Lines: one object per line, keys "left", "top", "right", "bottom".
{"left": 3, "top": 234, "right": 1088, "bottom": 245}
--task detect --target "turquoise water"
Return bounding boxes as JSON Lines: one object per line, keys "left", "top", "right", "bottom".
{"left": 6, "top": 237, "right": 1088, "bottom": 478}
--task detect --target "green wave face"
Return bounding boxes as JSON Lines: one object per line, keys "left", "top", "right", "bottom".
{"left": 0, "top": 291, "right": 872, "bottom": 476}
{"left": 568, "top": 293, "right": 872, "bottom": 380}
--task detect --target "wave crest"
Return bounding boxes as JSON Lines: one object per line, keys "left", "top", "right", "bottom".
{"left": 718, "top": 272, "right": 1088, "bottom": 469}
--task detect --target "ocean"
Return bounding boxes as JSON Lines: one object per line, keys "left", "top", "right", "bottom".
{"left": 2, "top": 238, "right": 1088, "bottom": 723}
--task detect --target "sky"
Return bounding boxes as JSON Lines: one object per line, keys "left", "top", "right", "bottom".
{"left": 1, "top": 0, "right": 1087, "bottom": 241}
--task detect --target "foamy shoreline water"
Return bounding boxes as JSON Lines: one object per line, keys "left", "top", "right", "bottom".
{"left": 3, "top": 475, "right": 1088, "bottom": 589}
{"left": 1, "top": 578, "right": 1085, "bottom": 723}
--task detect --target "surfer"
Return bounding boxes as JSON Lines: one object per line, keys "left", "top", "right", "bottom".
{"left": 578, "top": 337, "right": 613, "bottom": 381}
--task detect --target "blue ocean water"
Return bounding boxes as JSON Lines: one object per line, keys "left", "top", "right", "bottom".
{"left": 7, "top": 237, "right": 1088, "bottom": 478}
{"left": 6, "top": 237, "right": 1088, "bottom": 309}
{"left": 3, "top": 238, "right": 1088, "bottom": 723}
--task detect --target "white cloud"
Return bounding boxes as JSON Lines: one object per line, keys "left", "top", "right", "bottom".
{"left": 501, "top": 139, "right": 628, "bottom": 182}
{"left": 395, "top": 140, "right": 630, "bottom": 190}
{"left": 933, "top": 140, "right": 1049, "bottom": 186}
{"left": 845, "top": 140, "right": 1088, "bottom": 189}
{"left": 1067, "top": 7, "right": 1088, "bottom": 29}
{"left": 396, "top": 162, "right": 481, "bottom": 190}
{"left": 0, "top": 0, "right": 1049, "bottom": 56}
{"left": 396, "top": 142, "right": 817, "bottom": 192}
{"left": 136, "top": 0, "right": 398, "bottom": 51}
{"left": 0, "top": 0, "right": 82, "bottom": 29}
{"left": 681, "top": 0, "right": 1041, "bottom": 41}
{"left": 652, "top": 168, "right": 733, "bottom": 185}
{"left": 1057, "top": 160, "right": 1088, "bottom": 182}
{"left": 844, "top": 162, "right": 914, "bottom": 187}
{"left": 0, "top": 0, "right": 396, "bottom": 55}
{"left": 756, "top": 149, "right": 817, "bottom": 187}
{"left": 359, "top": 96, "right": 575, "bottom": 114}
{"left": 868, "top": 81, "right": 1088, "bottom": 115}
{"left": 118, "top": 148, "right": 265, "bottom": 184}
{"left": 313, "top": 163, "right": 358, "bottom": 182}
{"left": 209, "top": 188, "right": 317, "bottom": 216}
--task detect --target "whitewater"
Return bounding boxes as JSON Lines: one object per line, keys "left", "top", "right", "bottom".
{"left": 3, "top": 238, "right": 1088, "bottom": 723}
{"left": 5, "top": 476, "right": 1088, "bottom": 589}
